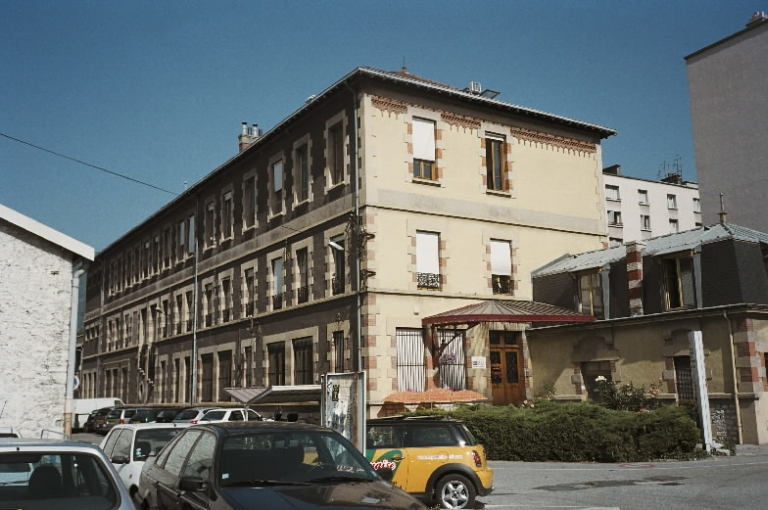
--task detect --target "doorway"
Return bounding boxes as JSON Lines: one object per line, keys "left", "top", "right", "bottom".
{"left": 490, "top": 331, "right": 524, "bottom": 405}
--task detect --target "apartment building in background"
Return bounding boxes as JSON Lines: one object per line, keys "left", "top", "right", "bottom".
{"left": 80, "top": 66, "right": 615, "bottom": 416}
{"left": 602, "top": 164, "right": 700, "bottom": 247}
{"left": 686, "top": 11, "right": 768, "bottom": 231}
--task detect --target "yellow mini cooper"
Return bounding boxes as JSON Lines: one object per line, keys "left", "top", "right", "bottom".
{"left": 366, "top": 416, "right": 494, "bottom": 509}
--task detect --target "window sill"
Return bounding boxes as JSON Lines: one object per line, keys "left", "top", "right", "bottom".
{"left": 639, "top": 202, "right": 650, "bottom": 206}
{"left": 267, "top": 211, "right": 285, "bottom": 222}
{"left": 326, "top": 181, "right": 347, "bottom": 193}
{"left": 294, "top": 198, "right": 311, "bottom": 207}
{"left": 606, "top": 198, "right": 621, "bottom": 202}
{"left": 608, "top": 223, "right": 624, "bottom": 228}
{"left": 411, "top": 177, "right": 441, "bottom": 187}
{"left": 485, "top": 189, "right": 511, "bottom": 198}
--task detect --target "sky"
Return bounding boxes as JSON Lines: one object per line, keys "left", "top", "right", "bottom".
{"left": 1, "top": 1, "right": 764, "bottom": 252}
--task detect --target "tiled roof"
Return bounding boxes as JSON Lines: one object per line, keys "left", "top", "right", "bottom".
{"left": 532, "top": 223, "right": 768, "bottom": 277}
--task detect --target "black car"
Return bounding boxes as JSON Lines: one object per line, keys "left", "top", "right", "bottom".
{"left": 89, "top": 406, "right": 117, "bottom": 434}
{"left": 137, "top": 421, "right": 426, "bottom": 510}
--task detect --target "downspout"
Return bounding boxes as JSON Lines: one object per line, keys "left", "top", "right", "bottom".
{"left": 345, "top": 80, "right": 362, "bottom": 374}
{"left": 64, "top": 260, "right": 88, "bottom": 436}
{"left": 724, "top": 310, "right": 743, "bottom": 444}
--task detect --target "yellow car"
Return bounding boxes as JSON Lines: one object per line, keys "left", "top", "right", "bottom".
{"left": 366, "top": 417, "right": 494, "bottom": 509}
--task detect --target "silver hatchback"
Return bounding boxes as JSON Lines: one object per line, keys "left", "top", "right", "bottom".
{"left": 0, "top": 438, "right": 134, "bottom": 509}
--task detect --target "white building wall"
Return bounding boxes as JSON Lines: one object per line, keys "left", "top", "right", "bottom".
{"left": 0, "top": 222, "right": 75, "bottom": 438}
{"left": 603, "top": 173, "right": 700, "bottom": 245}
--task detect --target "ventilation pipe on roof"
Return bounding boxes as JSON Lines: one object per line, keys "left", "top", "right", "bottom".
{"left": 238, "top": 121, "right": 262, "bottom": 153}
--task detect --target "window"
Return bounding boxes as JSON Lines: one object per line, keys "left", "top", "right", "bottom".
{"left": 693, "top": 198, "right": 701, "bottom": 213}
{"left": 663, "top": 256, "right": 695, "bottom": 309}
{"left": 178, "top": 220, "right": 187, "bottom": 261}
{"left": 218, "top": 350, "right": 232, "bottom": 401}
{"left": 153, "top": 236, "right": 160, "bottom": 274}
{"left": 143, "top": 240, "right": 150, "bottom": 279}
{"left": 185, "top": 291, "right": 194, "bottom": 332}
{"left": 485, "top": 134, "right": 506, "bottom": 191}
{"left": 187, "top": 215, "right": 195, "bottom": 255}
{"left": 490, "top": 239, "right": 512, "bottom": 294}
{"left": 416, "top": 231, "right": 441, "bottom": 290}
{"left": 667, "top": 194, "right": 677, "bottom": 209}
{"left": 296, "top": 248, "right": 309, "bottom": 304}
{"left": 607, "top": 210, "right": 622, "bottom": 226}
{"left": 293, "top": 337, "right": 313, "bottom": 384}
{"left": 271, "top": 257, "right": 283, "bottom": 310}
{"left": 175, "top": 295, "right": 183, "bottom": 334}
{"left": 243, "top": 175, "right": 256, "bottom": 229}
{"left": 328, "top": 123, "right": 344, "bottom": 185}
{"left": 163, "top": 228, "right": 171, "bottom": 269}
{"left": 330, "top": 236, "right": 345, "bottom": 295}
{"left": 638, "top": 189, "right": 649, "bottom": 205}
{"left": 641, "top": 214, "right": 651, "bottom": 231}
{"left": 674, "top": 356, "right": 694, "bottom": 400}
{"left": 204, "top": 283, "right": 214, "bottom": 327}
{"left": 437, "top": 330, "right": 466, "bottom": 390}
{"left": 412, "top": 118, "right": 436, "bottom": 179}
{"left": 205, "top": 202, "right": 216, "bottom": 248}
{"left": 578, "top": 272, "right": 604, "bottom": 318}
{"left": 244, "top": 346, "right": 253, "bottom": 387}
{"left": 396, "top": 328, "right": 425, "bottom": 392}
{"left": 333, "top": 330, "right": 345, "bottom": 372}
{"left": 221, "top": 278, "right": 232, "bottom": 322}
{"left": 605, "top": 185, "right": 620, "bottom": 201}
{"left": 244, "top": 268, "right": 255, "bottom": 317}
{"left": 271, "top": 159, "right": 284, "bottom": 215}
{"left": 182, "top": 432, "right": 216, "bottom": 481}
{"left": 295, "top": 144, "right": 309, "bottom": 202}
{"left": 669, "top": 219, "right": 679, "bottom": 233}
{"left": 581, "top": 361, "right": 612, "bottom": 402}
{"left": 163, "top": 430, "right": 202, "bottom": 476}
{"left": 609, "top": 237, "right": 623, "bottom": 247}
{"left": 268, "top": 342, "right": 286, "bottom": 386}
{"left": 221, "top": 191, "right": 233, "bottom": 240}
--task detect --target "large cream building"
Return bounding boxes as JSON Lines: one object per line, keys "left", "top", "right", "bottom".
{"left": 81, "top": 67, "right": 614, "bottom": 415}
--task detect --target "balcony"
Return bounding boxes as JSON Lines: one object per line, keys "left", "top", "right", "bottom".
{"left": 297, "top": 286, "right": 309, "bottom": 304}
{"left": 417, "top": 272, "right": 442, "bottom": 290}
{"left": 492, "top": 275, "right": 511, "bottom": 295}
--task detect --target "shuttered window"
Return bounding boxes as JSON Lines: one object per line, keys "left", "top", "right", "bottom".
{"left": 396, "top": 329, "right": 424, "bottom": 392}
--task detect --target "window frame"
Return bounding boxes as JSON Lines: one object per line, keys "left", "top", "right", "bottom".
{"left": 412, "top": 117, "right": 436, "bottom": 180}
{"left": 577, "top": 271, "right": 604, "bottom": 319}
{"left": 485, "top": 133, "right": 507, "bottom": 192}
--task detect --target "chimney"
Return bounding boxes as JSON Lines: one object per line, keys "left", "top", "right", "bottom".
{"left": 747, "top": 11, "right": 767, "bottom": 28}
{"left": 626, "top": 241, "right": 645, "bottom": 316}
{"left": 238, "top": 121, "right": 262, "bottom": 153}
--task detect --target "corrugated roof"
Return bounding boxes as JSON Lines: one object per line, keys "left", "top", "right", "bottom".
{"left": 532, "top": 223, "right": 768, "bottom": 277}
{"left": 422, "top": 299, "right": 594, "bottom": 327}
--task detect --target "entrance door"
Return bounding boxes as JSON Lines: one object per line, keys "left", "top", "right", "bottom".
{"left": 490, "top": 331, "right": 524, "bottom": 405}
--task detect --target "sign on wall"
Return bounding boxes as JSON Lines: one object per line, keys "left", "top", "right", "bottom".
{"left": 320, "top": 372, "right": 366, "bottom": 451}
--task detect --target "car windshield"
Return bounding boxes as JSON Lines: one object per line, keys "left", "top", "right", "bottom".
{"left": 219, "top": 430, "right": 377, "bottom": 486}
{"left": 134, "top": 428, "right": 185, "bottom": 461}
{"left": 0, "top": 451, "right": 119, "bottom": 509}
{"left": 202, "top": 411, "right": 226, "bottom": 421}
{"left": 175, "top": 410, "right": 200, "bottom": 420}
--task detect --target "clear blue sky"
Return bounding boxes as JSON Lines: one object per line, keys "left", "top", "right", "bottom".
{"left": 1, "top": 1, "right": 763, "bottom": 252}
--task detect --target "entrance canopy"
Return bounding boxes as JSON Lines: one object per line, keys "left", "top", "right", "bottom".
{"left": 422, "top": 299, "right": 594, "bottom": 328}
{"left": 224, "top": 385, "right": 322, "bottom": 405}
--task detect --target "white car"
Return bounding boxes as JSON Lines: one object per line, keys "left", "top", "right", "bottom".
{"left": 0, "top": 438, "right": 134, "bottom": 509}
{"left": 99, "top": 422, "right": 190, "bottom": 502}
{"left": 199, "top": 407, "right": 263, "bottom": 423}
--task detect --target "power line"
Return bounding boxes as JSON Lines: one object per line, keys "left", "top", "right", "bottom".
{"left": 0, "top": 131, "right": 178, "bottom": 196}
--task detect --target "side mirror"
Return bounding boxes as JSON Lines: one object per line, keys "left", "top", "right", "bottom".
{"left": 111, "top": 455, "right": 130, "bottom": 465}
{"left": 375, "top": 467, "right": 394, "bottom": 482}
{"left": 179, "top": 476, "right": 206, "bottom": 492}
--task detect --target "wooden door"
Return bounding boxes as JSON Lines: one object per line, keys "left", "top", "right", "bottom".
{"left": 490, "top": 331, "right": 524, "bottom": 405}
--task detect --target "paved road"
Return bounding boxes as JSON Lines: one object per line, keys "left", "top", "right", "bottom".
{"left": 480, "top": 450, "right": 768, "bottom": 510}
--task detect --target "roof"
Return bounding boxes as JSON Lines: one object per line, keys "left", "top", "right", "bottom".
{"left": 685, "top": 12, "right": 768, "bottom": 61}
{"left": 532, "top": 222, "right": 768, "bottom": 277}
{"left": 0, "top": 203, "right": 94, "bottom": 261}
{"left": 422, "top": 299, "right": 594, "bottom": 327}
{"left": 239, "top": 385, "right": 322, "bottom": 406}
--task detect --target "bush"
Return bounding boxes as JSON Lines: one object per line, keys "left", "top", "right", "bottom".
{"left": 418, "top": 401, "right": 703, "bottom": 462}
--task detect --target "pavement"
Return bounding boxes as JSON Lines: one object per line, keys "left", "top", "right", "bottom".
{"left": 734, "top": 443, "right": 768, "bottom": 456}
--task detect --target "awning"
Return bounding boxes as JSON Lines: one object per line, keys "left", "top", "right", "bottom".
{"left": 244, "top": 385, "right": 322, "bottom": 406}
{"left": 422, "top": 299, "right": 595, "bottom": 327}
{"left": 223, "top": 387, "right": 268, "bottom": 404}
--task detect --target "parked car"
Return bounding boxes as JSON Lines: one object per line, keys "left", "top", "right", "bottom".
{"left": 103, "top": 407, "right": 139, "bottom": 434}
{"left": 127, "top": 408, "right": 161, "bottom": 424}
{"left": 73, "top": 397, "right": 125, "bottom": 431}
{"left": 137, "top": 421, "right": 426, "bottom": 510}
{"left": 99, "top": 422, "right": 190, "bottom": 503}
{"left": 0, "top": 437, "right": 135, "bottom": 509}
{"left": 92, "top": 406, "right": 119, "bottom": 434}
{"left": 171, "top": 406, "right": 220, "bottom": 424}
{"left": 82, "top": 408, "right": 102, "bottom": 433}
{"left": 366, "top": 416, "right": 494, "bottom": 509}
{"left": 0, "top": 427, "right": 21, "bottom": 438}
{"left": 199, "top": 407, "right": 263, "bottom": 423}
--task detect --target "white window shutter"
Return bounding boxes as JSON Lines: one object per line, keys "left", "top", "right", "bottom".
{"left": 412, "top": 118, "right": 435, "bottom": 161}
{"left": 416, "top": 232, "right": 439, "bottom": 274}
{"left": 491, "top": 240, "right": 511, "bottom": 276}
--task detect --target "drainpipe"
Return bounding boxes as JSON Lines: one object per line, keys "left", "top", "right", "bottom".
{"left": 724, "top": 310, "right": 743, "bottom": 444}
{"left": 345, "top": 80, "right": 362, "bottom": 374}
{"left": 64, "top": 261, "right": 87, "bottom": 437}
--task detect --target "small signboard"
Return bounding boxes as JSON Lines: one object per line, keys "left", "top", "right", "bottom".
{"left": 471, "top": 356, "right": 487, "bottom": 369}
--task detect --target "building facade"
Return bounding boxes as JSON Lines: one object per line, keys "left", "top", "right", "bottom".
{"left": 686, "top": 11, "right": 768, "bottom": 231}
{"left": 0, "top": 204, "right": 94, "bottom": 438}
{"left": 602, "top": 164, "right": 700, "bottom": 247}
{"left": 80, "top": 67, "right": 615, "bottom": 415}
{"left": 530, "top": 223, "right": 768, "bottom": 444}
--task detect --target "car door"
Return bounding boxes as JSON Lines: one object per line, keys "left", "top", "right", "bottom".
{"left": 404, "top": 424, "right": 457, "bottom": 495}
{"left": 154, "top": 429, "right": 203, "bottom": 510}
{"left": 109, "top": 428, "right": 133, "bottom": 489}
{"left": 366, "top": 424, "right": 408, "bottom": 490}
{"left": 177, "top": 431, "right": 218, "bottom": 510}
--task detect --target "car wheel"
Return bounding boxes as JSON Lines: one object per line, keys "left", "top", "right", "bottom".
{"left": 434, "top": 474, "right": 476, "bottom": 509}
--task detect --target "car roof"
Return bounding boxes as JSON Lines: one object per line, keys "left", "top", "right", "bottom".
{"left": 107, "top": 423, "right": 192, "bottom": 432}
{"left": 0, "top": 438, "right": 107, "bottom": 452}
{"left": 192, "top": 421, "right": 330, "bottom": 437}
